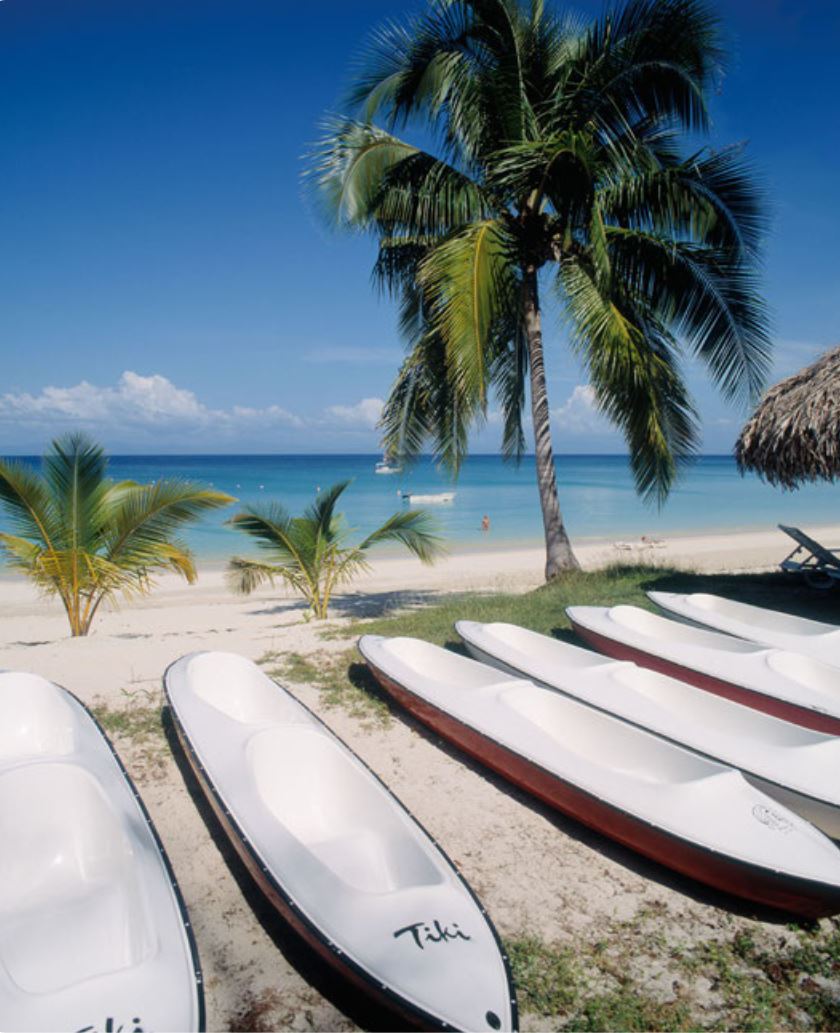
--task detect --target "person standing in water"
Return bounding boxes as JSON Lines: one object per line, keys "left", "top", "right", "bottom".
{"left": 481, "top": 514, "right": 490, "bottom": 533}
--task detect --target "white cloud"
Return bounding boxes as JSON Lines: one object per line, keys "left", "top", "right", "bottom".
{"left": 0, "top": 373, "right": 398, "bottom": 452}
{"left": 551, "top": 384, "right": 614, "bottom": 435}
{"left": 324, "top": 397, "right": 384, "bottom": 429}
{"left": 0, "top": 371, "right": 303, "bottom": 433}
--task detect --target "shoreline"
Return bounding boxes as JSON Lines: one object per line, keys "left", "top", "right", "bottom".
{"left": 130, "top": 516, "right": 840, "bottom": 570}
{"left": 2, "top": 522, "right": 836, "bottom": 597}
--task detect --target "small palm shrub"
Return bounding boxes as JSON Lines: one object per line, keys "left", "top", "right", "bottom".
{"left": 227, "top": 480, "right": 444, "bottom": 619}
{"left": 0, "top": 433, "right": 234, "bottom": 636}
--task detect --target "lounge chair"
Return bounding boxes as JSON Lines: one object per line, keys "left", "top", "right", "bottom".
{"left": 778, "top": 524, "right": 840, "bottom": 589}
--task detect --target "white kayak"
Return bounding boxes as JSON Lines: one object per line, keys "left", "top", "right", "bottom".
{"left": 567, "top": 603, "right": 840, "bottom": 735}
{"left": 0, "top": 671, "right": 203, "bottom": 1033}
{"left": 164, "top": 652, "right": 516, "bottom": 1033}
{"left": 359, "top": 635, "right": 840, "bottom": 918}
{"left": 649, "top": 591, "right": 840, "bottom": 669}
{"left": 457, "top": 620, "right": 840, "bottom": 839}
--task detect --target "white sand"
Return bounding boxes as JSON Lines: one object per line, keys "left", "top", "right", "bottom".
{"left": 1, "top": 523, "right": 838, "bottom": 1030}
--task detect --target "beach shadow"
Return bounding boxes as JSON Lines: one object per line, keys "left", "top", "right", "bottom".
{"left": 547, "top": 625, "right": 580, "bottom": 646}
{"left": 161, "top": 708, "right": 421, "bottom": 1032}
{"left": 639, "top": 569, "right": 840, "bottom": 622}
{"left": 328, "top": 589, "right": 453, "bottom": 620}
{"left": 246, "top": 599, "right": 308, "bottom": 618}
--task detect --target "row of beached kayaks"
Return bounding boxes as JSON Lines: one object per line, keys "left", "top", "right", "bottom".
{"left": 3, "top": 591, "right": 839, "bottom": 1031}
{"left": 358, "top": 592, "right": 840, "bottom": 924}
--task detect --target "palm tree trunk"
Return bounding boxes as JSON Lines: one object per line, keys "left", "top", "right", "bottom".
{"left": 523, "top": 269, "right": 580, "bottom": 578}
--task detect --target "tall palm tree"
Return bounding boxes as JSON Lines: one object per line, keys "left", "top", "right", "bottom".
{"left": 227, "top": 480, "right": 444, "bottom": 618}
{"left": 0, "top": 433, "right": 234, "bottom": 636}
{"left": 311, "top": 0, "right": 771, "bottom": 578}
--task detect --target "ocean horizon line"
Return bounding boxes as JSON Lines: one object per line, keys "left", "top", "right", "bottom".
{"left": 0, "top": 450, "right": 737, "bottom": 460}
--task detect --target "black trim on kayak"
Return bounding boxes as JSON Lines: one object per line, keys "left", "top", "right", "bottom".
{"left": 454, "top": 624, "right": 839, "bottom": 827}
{"left": 163, "top": 653, "right": 518, "bottom": 1033}
{"left": 358, "top": 637, "right": 840, "bottom": 918}
{"left": 56, "top": 684, "right": 206, "bottom": 1033}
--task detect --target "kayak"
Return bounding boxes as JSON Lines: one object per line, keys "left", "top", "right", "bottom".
{"left": 164, "top": 651, "right": 517, "bottom": 1033}
{"left": 0, "top": 670, "right": 203, "bottom": 1033}
{"left": 456, "top": 619, "right": 840, "bottom": 838}
{"left": 359, "top": 635, "right": 840, "bottom": 919}
{"left": 567, "top": 603, "right": 840, "bottom": 735}
{"left": 648, "top": 591, "right": 840, "bottom": 669}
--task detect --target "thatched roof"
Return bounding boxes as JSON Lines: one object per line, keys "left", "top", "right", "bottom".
{"left": 735, "top": 345, "right": 840, "bottom": 489}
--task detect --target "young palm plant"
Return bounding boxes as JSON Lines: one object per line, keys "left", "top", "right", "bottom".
{"left": 310, "top": 0, "right": 772, "bottom": 579}
{"left": 227, "top": 480, "right": 444, "bottom": 619}
{"left": 0, "top": 433, "right": 234, "bottom": 636}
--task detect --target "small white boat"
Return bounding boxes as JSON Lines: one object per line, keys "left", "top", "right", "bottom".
{"left": 165, "top": 652, "right": 517, "bottom": 1032}
{"left": 649, "top": 591, "right": 840, "bottom": 670}
{"left": 0, "top": 671, "right": 203, "bottom": 1033}
{"left": 375, "top": 458, "right": 402, "bottom": 475}
{"left": 567, "top": 604, "right": 840, "bottom": 735}
{"left": 456, "top": 620, "right": 840, "bottom": 839}
{"left": 402, "top": 491, "right": 456, "bottom": 505}
{"left": 359, "top": 635, "right": 840, "bottom": 918}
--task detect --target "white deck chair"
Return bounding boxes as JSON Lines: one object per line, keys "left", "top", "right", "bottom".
{"left": 779, "top": 524, "right": 840, "bottom": 589}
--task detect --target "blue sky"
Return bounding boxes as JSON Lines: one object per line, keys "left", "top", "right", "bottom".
{"left": 1, "top": 0, "right": 838, "bottom": 455}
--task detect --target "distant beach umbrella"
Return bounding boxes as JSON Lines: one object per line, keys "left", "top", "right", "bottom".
{"left": 736, "top": 345, "right": 840, "bottom": 488}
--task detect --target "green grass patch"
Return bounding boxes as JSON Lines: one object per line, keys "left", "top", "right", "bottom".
{"left": 92, "top": 700, "right": 164, "bottom": 741}
{"left": 676, "top": 922, "right": 840, "bottom": 1031}
{"left": 507, "top": 936, "right": 579, "bottom": 1015}
{"left": 259, "top": 648, "right": 391, "bottom": 727}
{"left": 91, "top": 688, "right": 168, "bottom": 780}
{"left": 506, "top": 934, "right": 693, "bottom": 1031}
{"left": 508, "top": 921, "right": 840, "bottom": 1031}
{"left": 327, "top": 563, "right": 840, "bottom": 648}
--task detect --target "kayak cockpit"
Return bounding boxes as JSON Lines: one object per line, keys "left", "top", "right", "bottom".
{"left": 247, "top": 727, "right": 442, "bottom": 894}
{"left": 187, "top": 651, "right": 307, "bottom": 724}
{"left": 0, "top": 762, "right": 153, "bottom": 995}
{"left": 0, "top": 674, "right": 77, "bottom": 758}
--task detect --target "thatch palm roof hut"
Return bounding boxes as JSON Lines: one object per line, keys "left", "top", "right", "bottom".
{"left": 736, "top": 345, "right": 840, "bottom": 488}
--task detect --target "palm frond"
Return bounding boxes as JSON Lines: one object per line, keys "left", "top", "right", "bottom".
{"left": 356, "top": 508, "right": 446, "bottom": 563}
{"left": 226, "top": 557, "right": 300, "bottom": 597}
{"left": 309, "top": 119, "right": 420, "bottom": 229}
{"left": 227, "top": 504, "right": 311, "bottom": 572}
{"left": 379, "top": 325, "right": 482, "bottom": 472}
{"left": 560, "top": 260, "right": 700, "bottom": 501}
{"left": 418, "top": 219, "right": 519, "bottom": 406}
{"left": 566, "top": 0, "right": 722, "bottom": 137}
{"left": 606, "top": 226, "right": 772, "bottom": 403}
{"left": 302, "top": 480, "right": 351, "bottom": 538}
{"left": 491, "top": 317, "right": 530, "bottom": 461}
{"left": 0, "top": 458, "right": 60, "bottom": 550}
{"left": 42, "top": 433, "right": 111, "bottom": 554}
{"left": 104, "top": 481, "right": 234, "bottom": 570}
{"left": 0, "top": 532, "right": 48, "bottom": 580}
{"left": 598, "top": 145, "right": 767, "bottom": 259}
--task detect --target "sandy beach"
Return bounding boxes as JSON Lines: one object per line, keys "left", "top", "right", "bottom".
{"left": 2, "top": 522, "right": 839, "bottom": 1030}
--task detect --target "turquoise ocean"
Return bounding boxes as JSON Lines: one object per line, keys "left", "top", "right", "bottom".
{"left": 6, "top": 454, "right": 838, "bottom": 563}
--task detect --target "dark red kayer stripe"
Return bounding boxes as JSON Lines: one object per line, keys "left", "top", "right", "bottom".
{"left": 363, "top": 659, "right": 840, "bottom": 921}
{"left": 570, "top": 620, "right": 840, "bottom": 737}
